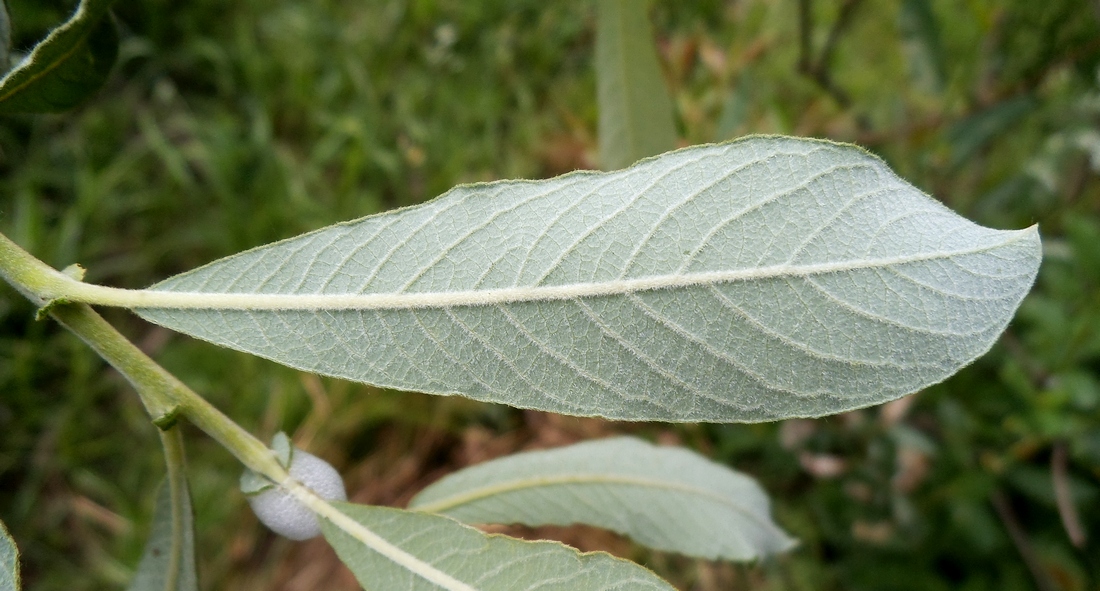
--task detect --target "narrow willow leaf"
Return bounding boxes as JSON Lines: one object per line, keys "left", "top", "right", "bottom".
{"left": 410, "top": 437, "right": 795, "bottom": 561}
{"left": 947, "top": 96, "right": 1036, "bottom": 170}
{"left": 596, "top": 0, "right": 677, "bottom": 169}
{"left": 125, "top": 136, "right": 1041, "bottom": 422}
{"left": 0, "top": 0, "right": 118, "bottom": 114}
{"left": 320, "top": 501, "right": 675, "bottom": 591}
{"left": 899, "top": 0, "right": 946, "bottom": 94}
{"left": 126, "top": 481, "right": 198, "bottom": 591}
{"left": 0, "top": 519, "right": 20, "bottom": 591}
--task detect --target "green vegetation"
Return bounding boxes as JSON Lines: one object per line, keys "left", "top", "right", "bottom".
{"left": 1, "top": 0, "right": 1098, "bottom": 590}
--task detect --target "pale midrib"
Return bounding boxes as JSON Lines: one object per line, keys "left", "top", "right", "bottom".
{"left": 412, "top": 473, "right": 776, "bottom": 532}
{"left": 55, "top": 230, "right": 1034, "bottom": 311}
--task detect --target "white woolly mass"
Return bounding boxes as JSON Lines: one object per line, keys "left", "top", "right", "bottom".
{"left": 247, "top": 449, "right": 347, "bottom": 540}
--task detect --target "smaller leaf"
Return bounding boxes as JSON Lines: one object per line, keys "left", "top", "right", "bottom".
{"left": 898, "top": 0, "right": 946, "bottom": 93}
{"left": 271, "top": 432, "right": 294, "bottom": 468}
{"left": 126, "top": 480, "right": 198, "bottom": 591}
{"left": 596, "top": 0, "right": 677, "bottom": 169}
{"left": 321, "top": 501, "right": 676, "bottom": 591}
{"left": 239, "top": 469, "right": 273, "bottom": 495}
{"left": 410, "top": 437, "right": 795, "bottom": 561}
{"left": 1, "top": 518, "right": 20, "bottom": 591}
{"left": 0, "top": 0, "right": 118, "bottom": 114}
{"left": 239, "top": 432, "right": 295, "bottom": 495}
{"left": 947, "top": 95, "right": 1036, "bottom": 169}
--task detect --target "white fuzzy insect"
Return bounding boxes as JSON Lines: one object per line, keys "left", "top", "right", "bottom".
{"left": 243, "top": 437, "right": 347, "bottom": 541}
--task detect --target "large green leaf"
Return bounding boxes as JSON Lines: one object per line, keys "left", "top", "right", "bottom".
{"left": 596, "top": 0, "right": 677, "bottom": 169}
{"left": 0, "top": 518, "right": 19, "bottom": 591}
{"left": 0, "top": 0, "right": 118, "bottom": 114}
{"left": 126, "top": 480, "right": 198, "bottom": 591}
{"left": 410, "top": 437, "right": 795, "bottom": 561}
{"left": 320, "top": 502, "right": 675, "bottom": 591}
{"left": 110, "top": 136, "right": 1040, "bottom": 422}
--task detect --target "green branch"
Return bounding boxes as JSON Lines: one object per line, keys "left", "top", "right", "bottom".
{"left": 0, "top": 230, "right": 287, "bottom": 483}
{"left": 51, "top": 302, "right": 288, "bottom": 479}
{"left": 0, "top": 229, "right": 479, "bottom": 583}
{"left": 0, "top": 231, "right": 75, "bottom": 306}
{"left": 159, "top": 427, "right": 187, "bottom": 591}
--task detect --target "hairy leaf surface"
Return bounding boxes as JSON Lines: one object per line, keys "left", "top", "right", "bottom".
{"left": 126, "top": 480, "right": 198, "bottom": 591}
{"left": 134, "top": 136, "right": 1042, "bottom": 422}
{"left": 410, "top": 437, "right": 795, "bottom": 561}
{"left": 0, "top": 518, "right": 19, "bottom": 591}
{"left": 0, "top": 0, "right": 117, "bottom": 114}
{"left": 321, "top": 502, "right": 675, "bottom": 591}
{"left": 596, "top": 0, "right": 677, "bottom": 169}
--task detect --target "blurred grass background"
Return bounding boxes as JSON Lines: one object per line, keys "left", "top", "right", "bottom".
{"left": 1, "top": 0, "right": 1099, "bottom": 589}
